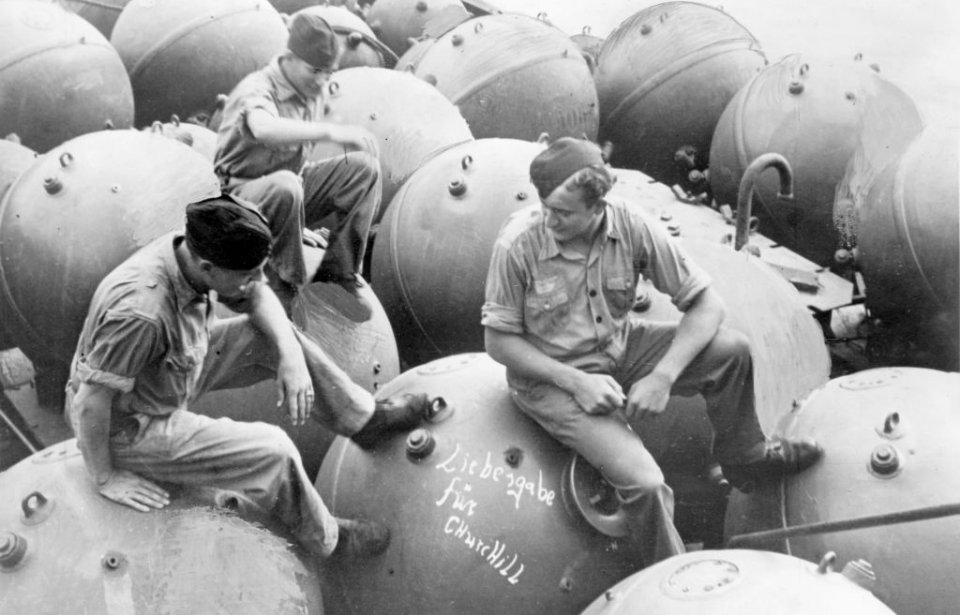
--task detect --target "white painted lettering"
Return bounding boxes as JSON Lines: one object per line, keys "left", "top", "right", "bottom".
{"left": 436, "top": 443, "right": 462, "bottom": 473}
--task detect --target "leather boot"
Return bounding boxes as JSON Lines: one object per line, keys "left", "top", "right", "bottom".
{"left": 351, "top": 393, "right": 432, "bottom": 449}
{"left": 331, "top": 518, "right": 390, "bottom": 557}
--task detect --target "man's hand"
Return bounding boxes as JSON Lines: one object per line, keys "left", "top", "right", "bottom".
{"left": 330, "top": 125, "right": 380, "bottom": 157}
{"left": 276, "top": 352, "right": 314, "bottom": 426}
{"left": 571, "top": 372, "right": 626, "bottom": 415}
{"left": 624, "top": 371, "right": 673, "bottom": 421}
{"left": 302, "top": 227, "right": 329, "bottom": 249}
{"left": 98, "top": 469, "right": 170, "bottom": 512}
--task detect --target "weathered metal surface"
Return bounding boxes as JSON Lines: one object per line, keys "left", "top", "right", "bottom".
{"left": 0, "top": 129, "right": 220, "bottom": 367}
{"left": 110, "top": 0, "right": 288, "bottom": 127}
{"left": 58, "top": 0, "right": 131, "bottom": 38}
{"left": 578, "top": 549, "right": 894, "bottom": 614}
{"left": 709, "top": 53, "right": 923, "bottom": 267}
{"left": 0, "top": 138, "right": 35, "bottom": 211}
{"left": 315, "top": 352, "right": 639, "bottom": 615}
{"left": 142, "top": 116, "right": 219, "bottom": 162}
{"left": 192, "top": 280, "right": 400, "bottom": 479}
{"left": 366, "top": 0, "right": 467, "bottom": 57}
{"left": 608, "top": 170, "right": 853, "bottom": 314}
{"left": 726, "top": 367, "right": 960, "bottom": 615}
{"left": 406, "top": 12, "right": 599, "bottom": 142}
{"left": 857, "top": 126, "right": 959, "bottom": 370}
{"left": 595, "top": 2, "right": 766, "bottom": 191}
{"left": 308, "top": 66, "right": 473, "bottom": 219}
{"left": 0, "top": 1, "right": 134, "bottom": 152}
{"left": 370, "top": 138, "right": 542, "bottom": 367}
{"left": 0, "top": 439, "right": 324, "bottom": 615}
{"left": 293, "top": 5, "right": 399, "bottom": 69}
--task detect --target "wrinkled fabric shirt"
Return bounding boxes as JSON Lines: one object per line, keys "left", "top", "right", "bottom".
{"left": 214, "top": 56, "right": 324, "bottom": 181}
{"left": 68, "top": 232, "right": 213, "bottom": 416}
{"left": 481, "top": 196, "right": 712, "bottom": 376}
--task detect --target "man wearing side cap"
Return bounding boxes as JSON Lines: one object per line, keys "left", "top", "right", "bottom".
{"left": 66, "top": 195, "right": 431, "bottom": 559}
{"left": 214, "top": 12, "right": 380, "bottom": 320}
{"left": 481, "top": 137, "right": 823, "bottom": 567}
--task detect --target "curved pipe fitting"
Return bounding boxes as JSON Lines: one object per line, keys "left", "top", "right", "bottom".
{"left": 735, "top": 152, "right": 794, "bottom": 250}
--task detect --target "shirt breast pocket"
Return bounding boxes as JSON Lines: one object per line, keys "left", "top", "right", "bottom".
{"left": 164, "top": 345, "right": 206, "bottom": 400}
{"left": 603, "top": 274, "right": 635, "bottom": 317}
{"left": 525, "top": 288, "right": 571, "bottom": 334}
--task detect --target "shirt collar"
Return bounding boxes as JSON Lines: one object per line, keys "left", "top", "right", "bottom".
{"left": 163, "top": 234, "right": 208, "bottom": 312}
{"left": 265, "top": 55, "right": 308, "bottom": 105}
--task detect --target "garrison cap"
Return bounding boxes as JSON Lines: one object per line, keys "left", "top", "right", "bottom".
{"left": 529, "top": 137, "right": 605, "bottom": 200}
{"left": 287, "top": 11, "right": 340, "bottom": 69}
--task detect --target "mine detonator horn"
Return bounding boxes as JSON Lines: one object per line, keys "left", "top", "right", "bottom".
{"left": 735, "top": 152, "right": 794, "bottom": 251}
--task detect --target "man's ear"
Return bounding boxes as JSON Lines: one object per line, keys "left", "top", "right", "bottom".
{"left": 198, "top": 259, "right": 215, "bottom": 274}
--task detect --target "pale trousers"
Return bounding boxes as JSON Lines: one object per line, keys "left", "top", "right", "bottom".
{"left": 66, "top": 316, "right": 374, "bottom": 557}
{"left": 510, "top": 321, "right": 765, "bottom": 566}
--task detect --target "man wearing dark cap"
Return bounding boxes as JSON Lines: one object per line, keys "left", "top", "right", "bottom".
{"left": 481, "top": 137, "right": 822, "bottom": 567}
{"left": 66, "top": 195, "right": 430, "bottom": 559}
{"left": 214, "top": 11, "right": 380, "bottom": 320}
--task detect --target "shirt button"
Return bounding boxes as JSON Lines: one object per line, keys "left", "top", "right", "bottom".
{"left": 596, "top": 316, "right": 603, "bottom": 323}
{"left": 589, "top": 289, "right": 597, "bottom": 297}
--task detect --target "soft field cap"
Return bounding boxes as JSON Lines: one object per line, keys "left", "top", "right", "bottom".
{"left": 288, "top": 12, "right": 339, "bottom": 69}
{"left": 529, "top": 137, "right": 605, "bottom": 199}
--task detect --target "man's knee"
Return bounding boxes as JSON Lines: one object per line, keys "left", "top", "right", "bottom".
{"left": 256, "top": 424, "right": 301, "bottom": 463}
{"left": 344, "top": 151, "right": 380, "bottom": 185}
{"left": 709, "top": 327, "right": 752, "bottom": 365}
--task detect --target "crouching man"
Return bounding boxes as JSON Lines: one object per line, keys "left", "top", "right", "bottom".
{"left": 66, "top": 195, "right": 425, "bottom": 559}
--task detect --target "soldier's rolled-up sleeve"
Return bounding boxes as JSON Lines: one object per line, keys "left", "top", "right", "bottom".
{"left": 74, "top": 312, "right": 164, "bottom": 393}
{"left": 481, "top": 240, "right": 526, "bottom": 335}
{"left": 633, "top": 212, "right": 712, "bottom": 312}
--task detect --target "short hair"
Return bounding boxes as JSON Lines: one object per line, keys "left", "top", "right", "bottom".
{"left": 565, "top": 165, "right": 614, "bottom": 209}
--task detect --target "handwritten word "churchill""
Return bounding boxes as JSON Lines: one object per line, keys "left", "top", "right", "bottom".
{"left": 435, "top": 443, "right": 555, "bottom": 509}
{"left": 444, "top": 515, "right": 525, "bottom": 585}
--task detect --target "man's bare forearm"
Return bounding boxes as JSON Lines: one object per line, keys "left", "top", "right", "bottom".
{"left": 484, "top": 328, "right": 585, "bottom": 393}
{"left": 74, "top": 383, "right": 118, "bottom": 485}
{"left": 652, "top": 287, "right": 725, "bottom": 385}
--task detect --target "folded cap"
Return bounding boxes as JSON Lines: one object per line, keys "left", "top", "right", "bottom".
{"left": 529, "top": 137, "right": 605, "bottom": 199}
{"left": 185, "top": 194, "right": 272, "bottom": 271}
{"left": 287, "top": 11, "right": 340, "bottom": 69}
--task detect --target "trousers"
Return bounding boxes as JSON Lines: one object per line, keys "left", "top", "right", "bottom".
{"left": 226, "top": 151, "right": 380, "bottom": 287}
{"left": 66, "top": 316, "right": 375, "bottom": 557}
{"left": 510, "top": 321, "right": 765, "bottom": 566}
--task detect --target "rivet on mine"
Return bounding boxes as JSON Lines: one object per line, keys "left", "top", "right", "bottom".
{"left": 43, "top": 176, "right": 63, "bottom": 195}
{"left": 788, "top": 80, "right": 804, "bottom": 95}
{"left": 640, "top": 23, "right": 652, "bottom": 34}
{"left": 667, "top": 223, "right": 681, "bottom": 236}
{"left": 406, "top": 428, "right": 436, "bottom": 460}
{"left": 451, "top": 34, "right": 464, "bottom": 46}
{"left": 0, "top": 532, "right": 28, "bottom": 570}
{"left": 516, "top": 191, "right": 527, "bottom": 200}
{"left": 416, "top": 0, "right": 428, "bottom": 11}
{"left": 448, "top": 178, "right": 467, "bottom": 197}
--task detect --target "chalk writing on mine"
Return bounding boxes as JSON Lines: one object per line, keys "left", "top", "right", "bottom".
{"left": 444, "top": 515, "right": 525, "bottom": 585}
{"left": 434, "top": 442, "right": 555, "bottom": 509}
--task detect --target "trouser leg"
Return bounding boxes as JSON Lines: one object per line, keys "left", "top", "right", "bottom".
{"left": 300, "top": 151, "right": 380, "bottom": 280}
{"left": 228, "top": 171, "right": 308, "bottom": 287}
{"left": 510, "top": 383, "right": 684, "bottom": 566}
{"left": 191, "top": 315, "right": 375, "bottom": 436}
{"left": 614, "top": 321, "right": 766, "bottom": 465}
{"left": 110, "top": 410, "right": 340, "bottom": 557}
